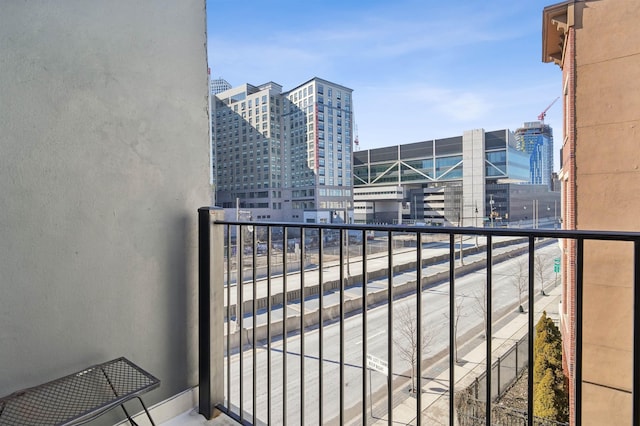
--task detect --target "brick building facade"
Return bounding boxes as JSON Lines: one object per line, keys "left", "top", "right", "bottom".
{"left": 543, "top": 1, "right": 640, "bottom": 424}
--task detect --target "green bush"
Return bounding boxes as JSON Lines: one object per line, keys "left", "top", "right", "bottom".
{"left": 533, "top": 311, "right": 568, "bottom": 422}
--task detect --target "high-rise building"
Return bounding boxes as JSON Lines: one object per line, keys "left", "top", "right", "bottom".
{"left": 211, "top": 77, "right": 353, "bottom": 223}
{"left": 514, "top": 121, "right": 554, "bottom": 188}
{"left": 210, "top": 77, "right": 232, "bottom": 95}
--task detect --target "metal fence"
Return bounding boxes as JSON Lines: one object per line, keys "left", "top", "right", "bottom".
{"left": 455, "top": 334, "right": 569, "bottom": 425}
{"left": 456, "top": 395, "right": 568, "bottom": 426}
{"left": 198, "top": 206, "right": 640, "bottom": 426}
{"left": 466, "top": 334, "right": 529, "bottom": 403}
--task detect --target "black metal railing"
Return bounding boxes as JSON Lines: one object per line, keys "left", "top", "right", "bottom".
{"left": 198, "top": 206, "right": 640, "bottom": 426}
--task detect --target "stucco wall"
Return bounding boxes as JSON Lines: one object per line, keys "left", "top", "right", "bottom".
{"left": 0, "top": 0, "right": 210, "bottom": 416}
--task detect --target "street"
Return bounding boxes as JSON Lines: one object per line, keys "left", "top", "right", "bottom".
{"left": 223, "top": 241, "right": 561, "bottom": 425}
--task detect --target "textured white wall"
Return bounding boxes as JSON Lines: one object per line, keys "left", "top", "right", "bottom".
{"left": 0, "top": 0, "right": 210, "bottom": 411}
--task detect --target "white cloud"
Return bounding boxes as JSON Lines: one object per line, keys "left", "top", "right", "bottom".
{"left": 402, "top": 85, "right": 491, "bottom": 122}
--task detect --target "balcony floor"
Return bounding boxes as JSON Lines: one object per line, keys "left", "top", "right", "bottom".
{"left": 159, "top": 409, "right": 238, "bottom": 425}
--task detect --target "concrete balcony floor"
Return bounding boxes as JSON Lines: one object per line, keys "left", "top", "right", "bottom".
{"left": 159, "top": 409, "right": 238, "bottom": 425}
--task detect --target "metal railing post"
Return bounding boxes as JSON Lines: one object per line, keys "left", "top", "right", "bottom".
{"left": 387, "top": 231, "right": 394, "bottom": 424}
{"left": 340, "top": 228, "right": 346, "bottom": 425}
{"left": 449, "top": 233, "right": 456, "bottom": 425}
{"left": 634, "top": 239, "right": 640, "bottom": 426}
{"left": 362, "top": 229, "right": 369, "bottom": 425}
{"left": 486, "top": 234, "right": 493, "bottom": 425}
{"left": 416, "top": 232, "right": 423, "bottom": 426}
{"left": 575, "top": 238, "right": 584, "bottom": 426}
{"left": 318, "top": 229, "right": 325, "bottom": 425}
{"left": 198, "top": 207, "right": 225, "bottom": 419}
{"left": 527, "top": 236, "right": 535, "bottom": 426}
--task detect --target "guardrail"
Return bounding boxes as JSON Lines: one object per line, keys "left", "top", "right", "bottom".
{"left": 198, "top": 207, "right": 640, "bottom": 426}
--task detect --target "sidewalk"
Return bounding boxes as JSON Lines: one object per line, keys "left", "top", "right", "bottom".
{"left": 372, "top": 281, "right": 562, "bottom": 425}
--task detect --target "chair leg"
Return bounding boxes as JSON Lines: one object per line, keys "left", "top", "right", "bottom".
{"left": 120, "top": 404, "right": 139, "bottom": 426}
{"left": 136, "top": 396, "right": 156, "bottom": 426}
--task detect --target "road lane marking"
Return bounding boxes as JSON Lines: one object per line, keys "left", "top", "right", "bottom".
{"left": 354, "top": 330, "right": 385, "bottom": 345}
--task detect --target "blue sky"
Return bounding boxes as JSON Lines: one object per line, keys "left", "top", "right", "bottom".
{"left": 207, "top": 0, "right": 563, "bottom": 170}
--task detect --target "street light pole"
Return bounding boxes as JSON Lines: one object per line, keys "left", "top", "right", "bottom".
{"left": 526, "top": 200, "right": 540, "bottom": 228}
{"left": 474, "top": 204, "right": 479, "bottom": 248}
{"left": 345, "top": 205, "right": 350, "bottom": 277}
{"left": 489, "top": 195, "right": 495, "bottom": 228}
{"left": 235, "top": 198, "right": 241, "bottom": 331}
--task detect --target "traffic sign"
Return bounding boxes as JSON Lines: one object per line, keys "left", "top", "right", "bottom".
{"left": 554, "top": 257, "right": 561, "bottom": 273}
{"left": 366, "top": 353, "right": 388, "bottom": 375}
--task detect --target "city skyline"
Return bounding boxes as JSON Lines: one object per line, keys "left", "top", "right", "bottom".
{"left": 206, "top": 0, "right": 563, "bottom": 170}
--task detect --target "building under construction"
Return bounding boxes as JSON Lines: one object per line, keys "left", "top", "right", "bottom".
{"left": 514, "top": 121, "right": 555, "bottom": 189}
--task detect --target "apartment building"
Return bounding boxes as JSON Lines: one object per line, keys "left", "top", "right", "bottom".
{"left": 543, "top": 1, "right": 640, "bottom": 424}
{"left": 212, "top": 77, "right": 354, "bottom": 223}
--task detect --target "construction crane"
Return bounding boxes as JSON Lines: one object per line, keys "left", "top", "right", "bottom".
{"left": 354, "top": 124, "right": 360, "bottom": 151}
{"left": 537, "top": 96, "right": 560, "bottom": 123}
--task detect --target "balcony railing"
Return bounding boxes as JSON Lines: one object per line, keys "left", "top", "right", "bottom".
{"left": 198, "top": 207, "right": 640, "bottom": 426}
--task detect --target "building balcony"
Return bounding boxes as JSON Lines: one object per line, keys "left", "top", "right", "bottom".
{"left": 180, "top": 207, "right": 640, "bottom": 426}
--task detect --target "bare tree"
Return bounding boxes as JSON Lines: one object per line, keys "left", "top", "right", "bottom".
{"left": 442, "top": 295, "right": 467, "bottom": 363}
{"left": 472, "top": 285, "right": 488, "bottom": 339}
{"left": 394, "top": 304, "right": 434, "bottom": 393}
{"left": 535, "top": 252, "right": 548, "bottom": 295}
{"left": 512, "top": 258, "right": 528, "bottom": 312}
